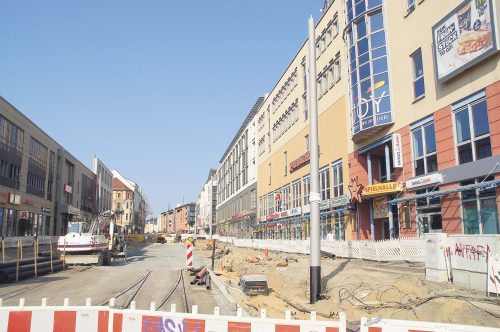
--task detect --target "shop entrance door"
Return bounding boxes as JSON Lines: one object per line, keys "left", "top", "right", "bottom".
{"left": 417, "top": 212, "right": 442, "bottom": 237}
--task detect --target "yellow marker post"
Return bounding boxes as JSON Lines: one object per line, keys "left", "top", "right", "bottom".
{"left": 34, "top": 238, "right": 38, "bottom": 277}
{"left": 2, "top": 238, "right": 4, "bottom": 262}
{"left": 49, "top": 238, "right": 53, "bottom": 273}
{"left": 20, "top": 240, "right": 23, "bottom": 260}
{"left": 16, "top": 240, "right": 20, "bottom": 282}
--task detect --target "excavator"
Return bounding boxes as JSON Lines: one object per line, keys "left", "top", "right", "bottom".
{"left": 57, "top": 211, "right": 127, "bottom": 265}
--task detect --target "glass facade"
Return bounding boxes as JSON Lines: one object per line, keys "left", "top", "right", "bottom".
{"left": 346, "top": 0, "right": 392, "bottom": 136}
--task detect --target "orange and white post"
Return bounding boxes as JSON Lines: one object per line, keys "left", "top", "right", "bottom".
{"left": 186, "top": 242, "right": 193, "bottom": 267}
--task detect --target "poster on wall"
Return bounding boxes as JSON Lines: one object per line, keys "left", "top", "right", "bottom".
{"left": 373, "top": 196, "right": 389, "bottom": 219}
{"left": 433, "top": 0, "right": 498, "bottom": 82}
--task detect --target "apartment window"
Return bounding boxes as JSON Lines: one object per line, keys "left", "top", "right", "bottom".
{"left": 284, "top": 151, "right": 288, "bottom": 176}
{"left": 267, "top": 194, "right": 274, "bottom": 215}
{"left": 292, "top": 180, "right": 301, "bottom": 208}
{"left": 268, "top": 163, "right": 272, "bottom": 185}
{"left": 319, "top": 167, "right": 331, "bottom": 200}
{"left": 303, "top": 94, "right": 308, "bottom": 121}
{"left": 461, "top": 176, "right": 499, "bottom": 235}
{"left": 405, "top": 0, "right": 415, "bottom": 14}
{"left": 302, "top": 59, "right": 307, "bottom": 91}
{"left": 454, "top": 95, "right": 491, "bottom": 164}
{"left": 412, "top": 121, "right": 437, "bottom": 176}
{"left": 332, "top": 161, "right": 343, "bottom": 197}
{"left": 334, "top": 53, "right": 341, "bottom": 82}
{"left": 303, "top": 176, "right": 311, "bottom": 205}
{"left": 411, "top": 49, "right": 425, "bottom": 100}
{"left": 305, "top": 135, "right": 310, "bottom": 152}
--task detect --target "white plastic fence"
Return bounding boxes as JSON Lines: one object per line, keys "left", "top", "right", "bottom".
{"left": 0, "top": 298, "right": 498, "bottom": 332}
{"left": 216, "top": 236, "right": 425, "bottom": 262}
{"left": 0, "top": 236, "right": 59, "bottom": 249}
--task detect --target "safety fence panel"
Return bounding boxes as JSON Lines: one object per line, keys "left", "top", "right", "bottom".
{"left": 0, "top": 236, "right": 59, "bottom": 249}
{"left": 359, "top": 317, "right": 499, "bottom": 332}
{"left": 218, "top": 237, "right": 424, "bottom": 263}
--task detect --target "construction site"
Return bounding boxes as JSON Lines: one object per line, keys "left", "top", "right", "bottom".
{"left": 195, "top": 239, "right": 500, "bottom": 328}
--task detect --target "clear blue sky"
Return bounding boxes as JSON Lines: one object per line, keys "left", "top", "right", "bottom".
{"left": 0, "top": 1, "right": 323, "bottom": 215}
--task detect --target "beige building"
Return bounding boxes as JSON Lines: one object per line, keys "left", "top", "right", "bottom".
{"left": 166, "top": 203, "right": 196, "bottom": 234}
{"left": 256, "top": 0, "right": 351, "bottom": 240}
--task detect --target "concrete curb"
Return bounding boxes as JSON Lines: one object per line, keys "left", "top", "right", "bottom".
{"left": 206, "top": 268, "right": 249, "bottom": 317}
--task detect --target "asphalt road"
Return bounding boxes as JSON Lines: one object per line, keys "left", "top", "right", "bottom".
{"left": 0, "top": 242, "right": 235, "bottom": 315}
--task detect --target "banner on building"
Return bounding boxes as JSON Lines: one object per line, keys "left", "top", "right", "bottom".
{"left": 432, "top": 0, "right": 497, "bottom": 82}
{"left": 373, "top": 197, "right": 389, "bottom": 219}
{"left": 392, "top": 133, "right": 403, "bottom": 168}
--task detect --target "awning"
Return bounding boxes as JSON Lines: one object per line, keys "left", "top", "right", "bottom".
{"left": 389, "top": 179, "right": 500, "bottom": 205}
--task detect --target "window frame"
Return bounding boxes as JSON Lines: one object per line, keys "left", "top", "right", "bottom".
{"left": 411, "top": 121, "right": 437, "bottom": 176}
{"left": 411, "top": 48, "right": 425, "bottom": 100}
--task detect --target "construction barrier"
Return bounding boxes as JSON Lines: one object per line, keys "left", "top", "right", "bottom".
{"left": 186, "top": 243, "right": 193, "bottom": 267}
{"left": 0, "top": 298, "right": 499, "bottom": 332}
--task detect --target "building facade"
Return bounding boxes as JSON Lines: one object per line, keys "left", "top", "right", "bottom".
{"left": 166, "top": 203, "right": 196, "bottom": 234}
{"left": 216, "top": 98, "right": 262, "bottom": 238}
{"left": 0, "top": 96, "right": 97, "bottom": 237}
{"left": 196, "top": 169, "right": 217, "bottom": 236}
{"left": 346, "top": 0, "right": 500, "bottom": 240}
{"left": 93, "top": 156, "right": 113, "bottom": 214}
{"left": 256, "top": 0, "right": 350, "bottom": 240}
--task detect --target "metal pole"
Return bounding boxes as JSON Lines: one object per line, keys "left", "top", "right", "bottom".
{"left": 308, "top": 15, "right": 321, "bottom": 304}
{"left": 50, "top": 238, "right": 53, "bottom": 273}
{"left": 385, "top": 144, "right": 394, "bottom": 239}
{"left": 367, "top": 153, "right": 375, "bottom": 241}
{"left": 2, "top": 237, "right": 4, "bottom": 262}
{"left": 16, "top": 240, "right": 20, "bottom": 282}
{"left": 34, "top": 238, "right": 38, "bottom": 277}
{"left": 211, "top": 239, "right": 216, "bottom": 271}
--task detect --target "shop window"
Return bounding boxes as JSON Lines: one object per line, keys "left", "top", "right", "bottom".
{"left": 282, "top": 185, "right": 290, "bottom": 211}
{"left": 292, "top": 180, "right": 301, "bottom": 208}
{"left": 454, "top": 97, "right": 491, "bottom": 165}
{"left": 378, "top": 154, "right": 395, "bottom": 183}
{"left": 401, "top": 205, "right": 411, "bottom": 229}
{"left": 412, "top": 121, "right": 437, "bottom": 176}
{"left": 461, "top": 176, "right": 499, "bottom": 235}
{"left": 415, "top": 187, "right": 440, "bottom": 207}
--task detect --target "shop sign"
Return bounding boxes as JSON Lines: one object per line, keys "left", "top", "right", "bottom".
{"left": 280, "top": 211, "right": 288, "bottom": 218}
{"left": 290, "top": 152, "right": 310, "bottom": 173}
{"left": 320, "top": 200, "right": 330, "bottom": 210}
{"left": 406, "top": 173, "right": 443, "bottom": 190}
{"left": 274, "top": 193, "right": 281, "bottom": 201}
{"left": 19, "top": 211, "right": 29, "bottom": 220}
{"left": 8, "top": 194, "right": 21, "bottom": 205}
{"left": 0, "top": 193, "right": 8, "bottom": 204}
{"left": 302, "top": 204, "right": 311, "bottom": 214}
{"left": 373, "top": 197, "right": 389, "bottom": 219}
{"left": 432, "top": 0, "right": 497, "bottom": 82}
{"left": 288, "top": 207, "right": 301, "bottom": 216}
{"left": 331, "top": 194, "right": 349, "bottom": 208}
{"left": 68, "top": 205, "right": 80, "bottom": 216}
{"left": 41, "top": 207, "right": 52, "bottom": 213}
{"left": 348, "top": 177, "right": 364, "bottom": 204}
{"left": 64, "top": 184, "right": 72, "bottom": 194}
{"left": 266, "top": 213, "right": 280, "bottom": 221}
{"left": 392, "top": 133, "right": 403, "bottom": 168}
{"left": 362, "top": 182, "right": 403, "bottom": 197}
{"left": 23, "top": 198, "right": 34, "bottom": 207}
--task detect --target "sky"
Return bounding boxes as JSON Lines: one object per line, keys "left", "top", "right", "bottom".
{"left": 0, "top": 1, "right": 324, "bottom": 215}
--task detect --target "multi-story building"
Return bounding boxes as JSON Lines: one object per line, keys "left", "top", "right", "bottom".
{"left": 92, "top": 156, "right": 113, "bottom": 214}
{"left": 256, "top": 0, "right": 349, "bottom": 240}
{"left": 166, "top": 203, "right": 196, "bottom": 234}
{"left": 256, "top": 0, "right": 500, "bottom": 241}
{"left": 111, "top": 170, "right": 146, "bottom": 233}
{"left": 196, "top": 169, "right": 217, "bottom": 236}
{"left": 0, "top": 96, "right": 97, "bottom": 236}
{"left": 216, "top": 97, "right": 263, "bottom": 237}
{"left": 346, "top": 0, "right": 500, "bottom": 240}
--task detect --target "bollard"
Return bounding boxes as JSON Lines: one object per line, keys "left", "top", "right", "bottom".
{"left": 261, "top": 308, "right": 267, "bottom": 319}
{"left": 150, "top": 302, "right": 156, "bottom": 311}
{"left": 171, "top": 303, "right": 176, "bottom": 313}
{"left": 34, "top": 238, "right": 38, "bottom": 277}
{"left": 42, "top": 298, "right": 48, "bottom": 307}
{"left": 19, "top": 298, "right": 25, "bottom": 308}
{"left": 16, "top": 240, "right": 20, "bottom": 282}
{"left": 214, "top": 306, "right": 220, "bottom": 316}
{"left": 49, "top": 238, "right": 53, "bottom": 273}
{"left": 192, "top": 305, "right": 198, "bottom": 314}
{"left": 130, "top": 301, "right": 136, "bottom": 310}
{"left": 109, "top": 298, "right": 116, "bottom": 307}
{"left": 64, "top": 298, "right": 69, "bottom": 307}
{"left": 285, "top": 310, "right": 292, "bottom": 320}
{"left": 237, "top": 307, "right": 243, "bottom": 318}
{"left": 86, "top": 298, "right": 92, "bottom": 307}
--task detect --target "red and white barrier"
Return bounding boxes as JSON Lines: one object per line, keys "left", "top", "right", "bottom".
{"left": 359, "top": 317, "right": 499, "bottom": 332}
{"left": 0, "top": 298, "right": 498, "bottom": 332}
{"left": 186, "top": 243, "right": 193, "bottom": 267}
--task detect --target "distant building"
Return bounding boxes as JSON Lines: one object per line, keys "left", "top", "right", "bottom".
{"left": 112, "top": 170, "right": 147, "bottom": 233}
{"left": 166, "top": 203, "right": 196, "bottom": 234}
{"left": 92, "top": 156, "right": 113, "bottom": 214}
{"left": 216, "top": 97, "right": 263, "bottom": 238}
{"left": 196, "top": 169, "right": 217, "bottom": 236}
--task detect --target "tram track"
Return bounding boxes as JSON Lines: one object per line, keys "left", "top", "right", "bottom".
{"left": 97, "top": 270, "right": 152, "bottom": 308}
{"left": 157, "top": 269, "right": 191, "bottom": 313}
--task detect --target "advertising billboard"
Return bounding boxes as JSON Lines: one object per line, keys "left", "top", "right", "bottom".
{"left": 433, "top": 0, "right": 497, "bottom": 82}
